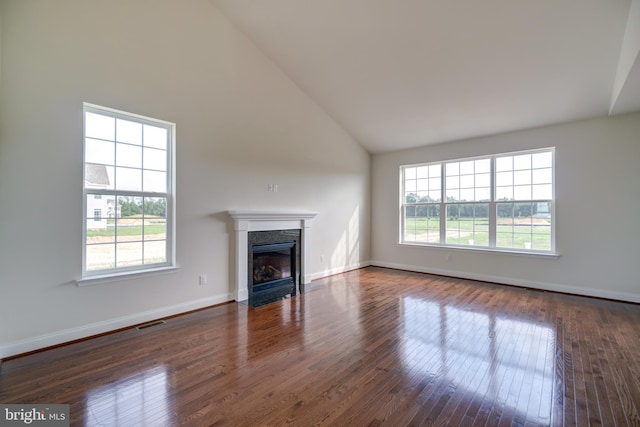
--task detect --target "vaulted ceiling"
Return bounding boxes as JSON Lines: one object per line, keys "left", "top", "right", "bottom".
{"left": 212, "top": 0, "right": 640, "bottom": 153}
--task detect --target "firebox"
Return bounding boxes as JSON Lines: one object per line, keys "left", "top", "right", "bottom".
{"left": 248, "top": 229, "right": 301, "bottom": 307}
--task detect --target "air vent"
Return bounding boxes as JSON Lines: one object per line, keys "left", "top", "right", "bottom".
{"left": 136, "top": 320, "right": 166, "bottom": 330}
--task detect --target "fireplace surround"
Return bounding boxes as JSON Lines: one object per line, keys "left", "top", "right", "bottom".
{"left": 227, "top": 210, "right": 318, "bottom": 304}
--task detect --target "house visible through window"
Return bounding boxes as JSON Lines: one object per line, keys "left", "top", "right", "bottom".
{"left": 83, "top": 103, "right": 175, "bottom": 276}
{"left": 401, "top": 148, "right": 554, "bottom": 253}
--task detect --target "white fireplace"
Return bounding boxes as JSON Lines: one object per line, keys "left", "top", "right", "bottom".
{"left": 227, "top": 210, "right": 318, "bottom": 302}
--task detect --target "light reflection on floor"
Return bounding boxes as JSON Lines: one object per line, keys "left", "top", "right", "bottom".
{"left": 84, "top": 365, "right": 170, "bottom": 427}
{"left": 401, "top": 296, "right": 554, "bottom": 424}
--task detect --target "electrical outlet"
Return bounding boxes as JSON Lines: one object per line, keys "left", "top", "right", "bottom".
{"left": 446, "top": 255, "right": 453, "bottom": 263}
{"left": 199, "top": 274, "right": 207, "bottom": 286}
{"left": 320, "top": 255, "right": 324, "bottom": 263}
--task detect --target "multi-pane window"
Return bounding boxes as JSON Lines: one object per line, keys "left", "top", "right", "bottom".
{"left": 401, "top": 148, "right": 554, "bottom": 253}
{"left": 83, "top": 104, "right": 175, "bottom": 276}
{"left": 445, "top": 159, "right": 490, "bottom": 246}
{"left": 495, "top": 151, "right": 553, "bottom": 251}
{"left": 404, "top": 164, "right": 441, "bottom": 243}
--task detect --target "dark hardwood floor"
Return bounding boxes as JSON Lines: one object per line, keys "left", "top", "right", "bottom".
{"left": 1, "top": 267, "right": 640, "bottom": 426}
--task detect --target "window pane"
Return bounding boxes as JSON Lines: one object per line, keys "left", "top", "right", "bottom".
{"left": 144, "top": 240, "right": 166, "bottom": 264}
{"left": 428, "top": 177, "right": 440, "bottom": 190}
{"left": 496, "top": 233, "right": 513, "bottom": 248}
{"left": 116, "top": 119, "right": 142, "bottom": 145}
{"left": 476, "top": 173, "right": 490, "bottom": 187}
{"left": 144, "top": 221, "right": 166, "bottom": 241}
{"left": 118, "top": 196, "right": 143, "bottom": 219}
{"left": 116, "top": 242, "right": 143, "bottom": 267}
{"left": 476, "top": 187, "right": 490, "bottom": 201}
{"left": 416, "top": 166, "right": 429, "bottom": 179}
{"left": 513, "top": 154, "right": 531, "bottom": 170}
{"left": 144, "top": 147, "right": 167, "bottom": 171}
{"left": 496, "top": 171, "right": 512, "bottom": 186}
{"left": 460, "top": 175, "right": 474, "bottom": 188}
{"left": 475, "top": 159, "right": 490, "bottom": 173}
{"left": 532, "top": 152, "right": 552, "bottom": 168}
{"left": 116, "top": 167, "right": 142, "bottom": 191}
{"left": 405, "top": 192, "right": 418, "bottom": 203}
{"left": 85, "top": 164, "right": 114, "bottom": 190}
{"left": 513, "top": 170, "right": 531, "bottom": 186}
{"left": 532, "top": 184, "right": 552, "bottom": 200}
{"left": 85, "top": 112, "right": 115, "bottom": 141}
{"left": 144, "top": 196, "right": 166, "bottom": 217}
{"left": 460, "top": 189, "right": 474, "bottom": 201}
{"left": 532, "top": 168, "right": 552, "bottom": 184}
{"left": 513, "top": 185, "right": 532, "bottom": 200}
{"left": 428, "top": 164, "right": 441, "bottom": 177}
{"left": 85, "top": 138, "right": 114, "bottom": 165}
{"left": 447, "top": 189, "right": 459, "bottom": 201}
{"left": 460, "top": 161, "right": 474, "bottom": 175}
{"left": 116, "top": 143, "right": 142, "bottom": 168}
{"left": 86, "top": 244, "right": 115, "bottom": 271}
{"left": 405, "top": 167, "right": 416, "bottom": 180}
{"left": 496, "top": 156, "right": 512, "bottom": 172}
{"left": 143, "top": 171, "right": 167, "bottom": 193}
{"left": 446, "top": 162, "right": 459, "bottom": 176}
{"left": 446, "top": 176, "right": 459, "bottom": 189}
{"left": 144, "top": 125, "right": 168, "bottom": 149}
{"left": 496, "top": 186, "right": 513, "bottom": 200}
{"left": 416, "top": 179, "right": 428, "bottom": 191}
{"left": 405, "top": 179, "right": 417, "bottom": 194}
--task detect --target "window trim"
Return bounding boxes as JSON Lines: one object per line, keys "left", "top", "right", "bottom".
{"left": 400, "top": 148, "right": 556, "bottom": 255}
{"left": 81, "top": 103, "right": 176, "bottom": 280}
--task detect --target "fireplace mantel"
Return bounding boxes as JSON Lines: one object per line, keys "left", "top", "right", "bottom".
{"left": 227, "top": 210, "right": 318, "bottom": 302}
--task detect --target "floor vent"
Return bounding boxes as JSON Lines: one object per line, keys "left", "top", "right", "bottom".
{"left": 136, "top": 320, "right": 166, "bottom": 330}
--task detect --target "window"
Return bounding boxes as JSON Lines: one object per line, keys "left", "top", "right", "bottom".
{"left": 401, "top": 148, "right": 554, "bottom": 253}
{"left": 83, "top": 103, "right": 175, "bottom": 277}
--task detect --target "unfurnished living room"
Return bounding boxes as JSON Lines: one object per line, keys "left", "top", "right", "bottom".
{"left": 1, "top": 0, "right": 639, "bottom": 426}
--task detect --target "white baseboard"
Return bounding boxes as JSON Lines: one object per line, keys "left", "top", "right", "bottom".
{"left": 370, "top": 260, "right": 640, "bottom": 304}
{"left": 0, "top": 293, "right": 233, "bottom": 359}
{"left": 309, "top": 261, "right": 372, "bottom": 281}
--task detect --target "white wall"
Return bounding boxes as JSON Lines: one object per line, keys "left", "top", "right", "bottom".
{"left": 0, "top": 0, "right": 370, "bottom": 357}
{"left": 372, "top": 113, "right": 640, "bottom": 302}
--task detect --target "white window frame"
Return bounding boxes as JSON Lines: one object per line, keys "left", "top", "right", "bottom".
{"left": 400, "top": 148, "right": 556, "bottom": 255}
{"left": 80, "top": 103, "right": 176, "bottom": 283}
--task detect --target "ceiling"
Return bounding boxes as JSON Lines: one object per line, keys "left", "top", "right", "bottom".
{"left": 211, "top": 0, "right": 640, "bottom": 153}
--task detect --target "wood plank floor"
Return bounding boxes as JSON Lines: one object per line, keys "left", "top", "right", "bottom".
{"left": 1, "top": 267, "right": 640, "bottom": 426}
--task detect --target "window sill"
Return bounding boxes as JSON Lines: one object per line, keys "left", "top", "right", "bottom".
{"left": 399, "top": 242, "right": 560, "bottom": 259}
{"left": 76, "top": 266, "right": 180, "bottom": 287}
